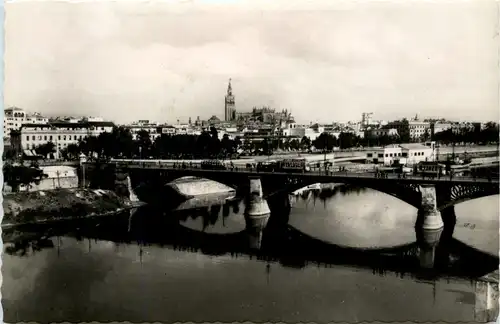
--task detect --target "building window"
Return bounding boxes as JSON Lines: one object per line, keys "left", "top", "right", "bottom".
{"left": 50, "top": 135, "right": 53, "bottom": 140}
{"left": 402, "top": 152, "right": 407, "bottom": 157}
{"left": 44, "top": 136, "right": 47, "bottom": 141}
{"left": 58, "top": 136, "right": 61, "bottom": 140}
{"left": 69, "top": 136, "right": 72, "bottom": 140}
{"left": 367, "top": 153, "right": 373, "bottom": 157}
{"left": 26, "top": 136, "right": 29, "bottom": 141}
{"left": 378, "top": 154, "right": 383, "bottom": 158}
{"left": 32, "top": 135, "right": 35, "bottom": 140}
{"left": 63, "top": 135, "right": 66, "bottom": 140}
{"left": 385, "top": 154, "right": 388, "bottom": 157}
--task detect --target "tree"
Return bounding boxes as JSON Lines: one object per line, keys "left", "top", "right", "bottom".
{"left": 338, "top": 132, "right": 357, "bottom": 149}
{"left": 480, "top": 123, "right": 499, "bottom": 144}
{"left": 233, "top": 136, "right": 242, "bottom": 152}
{"left": 3, "top": 164, "right": 46, "bottom": 192}
{"left": 114, "top": 126, "right": 134, "bottom": 158}
{"left": 260, "top": 139, "right": 273, "bottom": 156}
{"left": 35, "top": 142, "right": 56, "bottom": 158}
{"left": 135, "top": 129, "right": 152, "bottom": 158}
{"left": 313, "top": 133, "right": 337, "bottom": 151}
{"left": 289, "top": 138, "right": 300, "bottom": 151}
{"left": 78, "top": 135, "right": 99, "bottom": 159}
{"left": 196, "top": 131, "right": 212, "bottom": 158}
{"left": 300, "top": 136, "right": 311, "bottom": 151}
{"left": 208, "top": 127, "right": 221, "bottom": 157}
{"left": 3, "top": 147, "right": 17, "bottom": 161}
{"left": 67, "top": 143, "right": 81, "bottom": 159}
{"left": 220, "top": 134, "right": 233, "bottom": 157}
{"left": 419, "top": 131, "right": 430, "bottom": 143}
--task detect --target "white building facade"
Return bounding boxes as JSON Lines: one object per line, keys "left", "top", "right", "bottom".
{"left": 365, "top": 143, "right": 434, "bottom": 166}
{"left": 16, "top": 121, "right": 114, "bottom": 159}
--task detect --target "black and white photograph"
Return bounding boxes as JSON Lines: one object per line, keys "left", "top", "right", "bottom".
{"left": 2, "top": 0, "right": 499, "bottom": 323}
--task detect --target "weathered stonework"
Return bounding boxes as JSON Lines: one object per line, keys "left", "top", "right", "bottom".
{"left": 244, "top": 177, "right": 271, "bottom": 247}
{"left": 475, "top": 280, "right": 499, "bottom": 322}
{"left": 419, "top": 184, "right": 444, "bottom": 230}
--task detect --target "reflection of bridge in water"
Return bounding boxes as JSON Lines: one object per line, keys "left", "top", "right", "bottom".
{"left": 4, "top": 194, "right": 498, "bottom": 278}
{"left": 3, "top": 202, "right": 498, "bottom": 322}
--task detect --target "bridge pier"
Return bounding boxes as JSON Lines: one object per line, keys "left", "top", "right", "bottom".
{"left": 417, "top": 224, "right": 443, "bottom": 270}
{"left": 435, "top": 206, "right": 456, "bottom": 270}
{"left": 114, "top": 167, "right": 131, "bottom": 198}
{"left": 419, "top": 184, "right": 444, "bottom": 231}
{"left": 416, "top": 184, "right": 444, "bottom": 269}
{"left": 244, "top": 177, "right": 271, "bottom": 250}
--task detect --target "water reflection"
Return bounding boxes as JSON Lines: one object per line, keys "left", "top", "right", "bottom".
{"left": 2, "top": 185, "right": 499, "bottom": 323}
{"left": 3, "top": 190, "right": 498, "bottom": 278}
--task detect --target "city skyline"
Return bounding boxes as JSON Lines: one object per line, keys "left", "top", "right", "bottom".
{"left": 4, "top": 1, "right": 499, "bottom": 124}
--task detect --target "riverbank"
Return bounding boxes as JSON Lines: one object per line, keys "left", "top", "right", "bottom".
{"left": 2, "top": 188, "right": 144, "bottom": 229}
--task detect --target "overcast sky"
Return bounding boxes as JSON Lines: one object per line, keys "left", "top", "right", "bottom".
{"left": 4, "top": 0, "right": 499, "bottom": 124}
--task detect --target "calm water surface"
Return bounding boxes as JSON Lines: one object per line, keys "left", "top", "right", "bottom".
{"left": 3, "top": 187, "right": 498, "bottom": 323}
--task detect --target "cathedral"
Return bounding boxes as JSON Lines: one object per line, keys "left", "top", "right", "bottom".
{"left": 224, "top": 79, "right": 236, "bottom": 122}
{"left": 223, "top": 78, "right": 294, "bottom": 125}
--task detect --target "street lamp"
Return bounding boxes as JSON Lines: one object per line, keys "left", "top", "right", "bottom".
{"left": 323, "top": 135, "right": 327, "bottom": 174}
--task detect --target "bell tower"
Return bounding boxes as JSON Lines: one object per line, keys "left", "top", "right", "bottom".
{"left": 224, "top": 78, "right": 236, "bottom": 122}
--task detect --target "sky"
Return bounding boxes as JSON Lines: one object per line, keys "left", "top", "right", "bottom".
{"left": 4, "top": 0, "right": 499, "bottom": 124}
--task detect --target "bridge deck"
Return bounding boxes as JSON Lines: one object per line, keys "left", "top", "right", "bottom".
{"left": 114, "top": 163, "right": 499, "bottom": 186}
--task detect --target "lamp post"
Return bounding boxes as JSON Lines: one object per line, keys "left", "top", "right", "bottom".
{"left": 323, "top": 135, "right": 327, "bottom": 174}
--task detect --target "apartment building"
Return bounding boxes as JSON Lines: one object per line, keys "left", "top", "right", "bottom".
{"left": 12, "top": 120, "right": 114, "bottom": 158}
{"left": 364, "top": 128, "right": 399, "bottom": 138}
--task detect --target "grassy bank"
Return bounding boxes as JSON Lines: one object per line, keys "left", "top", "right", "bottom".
{"left": 2, "top": 188, "right": 141, "bottom": 227}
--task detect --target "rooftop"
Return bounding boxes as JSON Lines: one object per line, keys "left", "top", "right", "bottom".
{"left": 399, "top": 143, "right": 431, "bottom": 150}
{"left": 5, "top": 107, "right": 24, "bottom": 111}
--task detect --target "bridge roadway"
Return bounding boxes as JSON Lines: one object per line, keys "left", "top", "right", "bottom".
{"left": 115, "top": 162, "right": 499, "bottom": 186}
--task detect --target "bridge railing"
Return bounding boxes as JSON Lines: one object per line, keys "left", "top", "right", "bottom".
{"left": 107, "top": 160, "right": 499, "bottom": 184}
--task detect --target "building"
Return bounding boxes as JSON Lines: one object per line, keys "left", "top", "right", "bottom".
{"left": 4, "top": 107, "right": 26, "bottom": 138}
{"left": 236, "top": 107, "right": 294, "bottom": 125}
{"left": 4, "top": 107, "right": 50, "bottom": 139}
{"left": 408, "top": 120, "right": 431, "bottom": 140}
{"left": 221, "top": 79, "right": 295, "bottom": 126}
{"left": 124, "top": 121, "right": 163, "bottom": 141}
{"left": 224, "top": 79, "right": 236, "bottom": 122}
{"left": 13, "top": 120, "right": 114, "bottom": 159}
{"left": 364, "top": 128, "right": 399, "bottom": 138}
{"left": 365, "top": 143, "right": 434, "bottom": 166}
{"left": 385, "top": 116, "right": 431, "bottom": 142}
{"left": 25, "top": 112, "right": 49, "bottom": 125}
{"left": 282, "top": 123, "right": 324, "bottom": 141}
{"left": 361, "top": 112, "right": 374, "bottom": 127}
{"left": 431, "top": 122, "right": 453, "bottom": 137}
{"left": 208, "top": 115, "right": 222, "bottom": 125}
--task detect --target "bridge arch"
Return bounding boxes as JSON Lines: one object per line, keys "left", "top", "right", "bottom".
{"left": 126, "top": 168, "right": 248, "bottom": 196}
{"left": 436, "top": 184, "right": 499, "bottom": 211}
{"left": 262, "top": 175, "right": 423, "bottom": 209}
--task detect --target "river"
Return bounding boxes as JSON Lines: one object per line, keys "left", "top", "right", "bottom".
{"left": 2, "top": 186, "right": 498, "bottom": 323}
